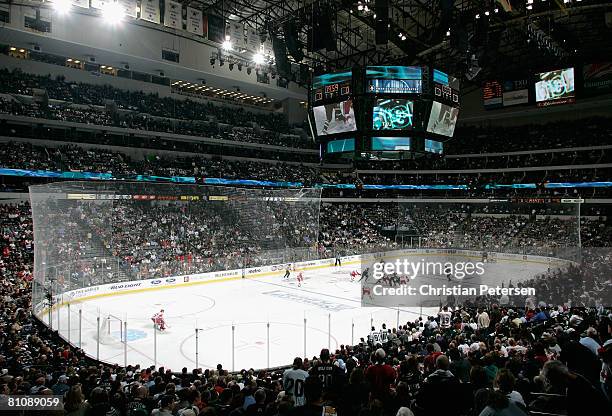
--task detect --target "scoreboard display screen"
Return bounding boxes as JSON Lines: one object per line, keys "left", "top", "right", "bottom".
{"left": 426, "top": 101, "right": 459, "bottom": 137}
{"left": 371, "top": 136, "right": 411, "bottom": 151}
{"left": 483, "top": 80, "right": 503, "bottom": 108}
{"left": 433, "top": 69, "right": 460, "bottom": 106}
{"left": 312, "top": 70, "right": 352, "bottom": 103}
{"left": 535, "top": 68, "right": 575, "bottom": 106}
{"left": 425, "top": 139, "right": 443, "bottom": 154}
{"left": 326, "top": 138, "right": 355, "bottom": 153}
{"left": 372, "top": 99, "right": 414, "bottom": 130}
{"left": 313, "top": 99, "right": 357, "bottom": 136}
{"left": 366, "top": 66, "right": 423, "bottom": 94}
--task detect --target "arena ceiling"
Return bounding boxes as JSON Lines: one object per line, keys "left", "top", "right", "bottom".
{"left": 193, "top": 0, "right": 612, "bottom": 85}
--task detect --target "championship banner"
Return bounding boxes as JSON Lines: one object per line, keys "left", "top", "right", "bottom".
{"left": 140, "top": 0, "right": 160, "bottom": 24}
{"left": 186, "top": 7, "right": 203, "bottom": 36}
{"left": 72, "top": 0, "right": 89, "bottom": 9}
{"left": 164, "top": 0, "right": 182, "bottom": 29}
{"left": 583, "top": 63, "right": 612, "bottom": 96}
{"left": 90, "top": 0, "right": 108, "bottom": 10}
{"left": 263, "top": 37, "right": 273, "bottom": 58}
{"left": 229, "top": 21, "right": 245, "bottom": 48}
{"left": 119, "top": 0, "right": 137, "bottom": 19}
{"left": 246, "top": 28, "right": 261, "bottom": 53}
{"left": 206, "top": 13, "right": 225, "bottom": 43}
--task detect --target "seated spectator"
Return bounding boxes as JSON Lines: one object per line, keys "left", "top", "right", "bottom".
{"left": 540, "top": 360, "right": 611, "bottom": 416}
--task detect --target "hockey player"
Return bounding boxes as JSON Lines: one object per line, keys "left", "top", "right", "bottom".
{"left": 297, "top": 271, "right": 304, "bottom": 287}
{"left": 152, "top": 309, "right": 166, "bottom": 331}
{"left": 350, "top": 270, "right": 361, "bottom": 282}
{"left": 283, "top": 264, "right": 291, "bottom": 280}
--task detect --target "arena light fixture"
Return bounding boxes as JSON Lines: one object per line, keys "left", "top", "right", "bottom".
{"left": 222, "top": 36, "right": 233, "bottom": 51}
{"left": 102, "top": 1, "right": 124, "bottom": 25}
{"left": 52, "top": 0, "right": 72, "bottom": 15}
{"left": 252, "top": 53, "right": 265, "bottom": 65}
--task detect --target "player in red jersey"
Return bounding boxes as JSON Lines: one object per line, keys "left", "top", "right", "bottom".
{"left": 350, "top": 270, "right": 361, "bottom": 282}
{"left": 297, "top": 271, "right": 304, "bottom": 287}
{"left": 151, "top": 309, "right": 166, "bottom": 331}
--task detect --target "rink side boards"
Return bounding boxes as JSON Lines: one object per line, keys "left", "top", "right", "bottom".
{"left": 37, "top": 249, "right": 572, "bottom": 317}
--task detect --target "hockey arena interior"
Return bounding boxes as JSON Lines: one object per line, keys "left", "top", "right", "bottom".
{"left": 0, "top": 1, "right": 612, "bottom": 415}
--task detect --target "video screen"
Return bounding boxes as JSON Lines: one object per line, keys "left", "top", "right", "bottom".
{"left": 426, "top": 101, "right": 459, "bottom": 137}
{"left": 372, "top": 99, "right": 414, "bottom": 130}
{"left": 366, "top": 66, "right": 422, "bottom": 80}
{"left": 326, "top": 138, "right": 355, "bottom": 153}
{"left": 433, "top": 69, "right": 460, "bottom": 89}
{"left": 371, "top": 137, "right": 411, "bottom": 151}
{"left": 313, "top": 99, "right": 357, "bottom": 136}
{"left": 312, "top": 69, "right": 352, "bottom": 102}
{"left": 535, "top": 68, "right": 575, "bottom": 103}
{"left": 425, "top": 139, "right": 443, "bottom": 154}
{"left": 366, "top": 66, "right": 423, "bottom": 94}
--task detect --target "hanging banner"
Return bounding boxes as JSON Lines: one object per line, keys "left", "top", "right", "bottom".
{"left": 206, "top": 13, "right": 225, "bottom": 43}
{"left": 119, "top": 0, "right": 137, "bottom": 19}
{"left": 229, "top": 21, "right": 245, "bottom": 48}
{"left": 246, "top": 28, "right": 261, "bottom": 53}
{"left": 140, "top": 0, "right": 160, "bottom": 24}
{"left": 90, "top": 0, "right": 108, "bottom": 10}
{"left": 72, "top": 0, "right": 89, "bottom": 9}
{"left": 263, "top": 37, "right": 273, "bottom": 58}
{"left": 164, "top": 0, "right": 182, "bottom": 29}
{"left": 186, "top": 7, "right": 203, "bottom": 37}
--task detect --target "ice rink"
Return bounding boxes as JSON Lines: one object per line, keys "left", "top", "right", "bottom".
{"left": 48, "top": 257, "right": 554, "bottom": 370}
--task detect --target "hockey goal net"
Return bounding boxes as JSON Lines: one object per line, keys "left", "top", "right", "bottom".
{"left": 96, "top": 315, "right": 124, "bottom": 345}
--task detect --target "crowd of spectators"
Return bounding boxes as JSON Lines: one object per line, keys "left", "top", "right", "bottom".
{"left": 1, "top": 199, "right": 611, "bottom": 416}
{"left": 1, "top": 139, "right": 610, "bottom": 199}
{"left": 449, "top": 118, "right": 612, "bottom": 153}
{"left": 0, "top": 141, "right": 320, "bottom": 184}
{"left": 318, "top": 203, "right": 611, "bottom": 255}
{"left": 0, "top": 69, "right": 290, "bottom": 133}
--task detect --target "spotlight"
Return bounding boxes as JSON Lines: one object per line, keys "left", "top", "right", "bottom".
{"left": 446, "top": 29, "right": 451, "bottom": 37}
{"left": 484, "top": 11, "right": 490, "bottom": 16}
{"left": 494, "top": 8, "right": 499, "bottom": 13}
{"left": 222, "top": 36, "right": 232, "bottom": 51}
{"left": 102, "top": 1, "right": 124, "bottom": 24}
{"left": 252, "top": 53, "right": 265, "bottom": 65}
{"left": 475, "top": 14, "right": 480, "bottom": 19}
{"left": 52, "top": 0, "right": 72, "bottom": 14}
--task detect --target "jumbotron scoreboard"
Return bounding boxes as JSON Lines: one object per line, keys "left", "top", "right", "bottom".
{"left": 308, "top": 65, "right": 460, "bottom": 161}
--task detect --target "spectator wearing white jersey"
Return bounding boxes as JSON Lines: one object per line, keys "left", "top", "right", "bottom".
{"left": 283, "top": 357, "right": 309, "bottom": 407}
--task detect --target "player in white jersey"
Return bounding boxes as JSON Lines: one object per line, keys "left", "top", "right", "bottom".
{"left": 283, "top": 357, "right": 308, "bottom": 406}
{"left": 438, "top": 305, "right": 452, "bottom": 329}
